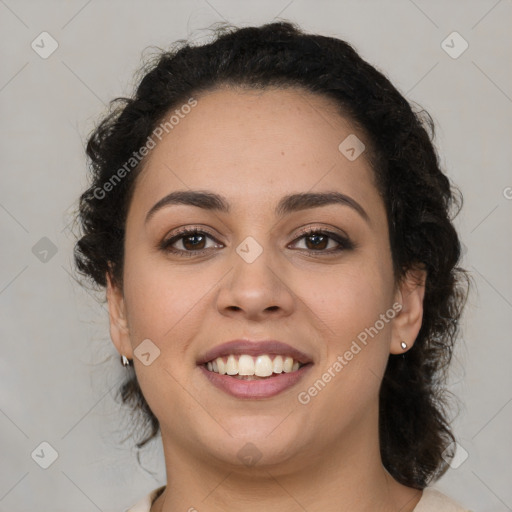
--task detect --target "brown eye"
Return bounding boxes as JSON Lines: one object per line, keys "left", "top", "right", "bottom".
{"left": 160, "top": 229, "right": 222, "bottom": 256}
{"left": 290, "top": 229, "right": 354, "bottom": 254}
{"left": 303, "top": 232, "right": 330, "bottom": 250}
{"left": 180, "top": 232, "right": 207, "bottom": 251}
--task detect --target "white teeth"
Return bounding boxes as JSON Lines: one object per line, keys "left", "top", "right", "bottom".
{"left": 238, "top": 355, "right": 255, "bottom": 375}
{"left": 273, "top": 355, "right": 284, "bottom": 373}
{"left": 283, "top": 356, "right": 294, "bottom": 373}
{"left": 254, "top": 355, "right": 273, "bottom": 377}
{"left": 226, "top": 354, "right": 237, "bottom": 375}
{"left": 206, "top": 354, "right": 304, "bottom": 376}
{"left": 217, "top": 357, "right": 226, "bottom": 375}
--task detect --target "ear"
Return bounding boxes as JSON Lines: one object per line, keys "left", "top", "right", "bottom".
{"left": 106, "top": 269, "right": 133, "bottom": 360}
{"left": 390, "top": 265, "right": 427, "bottom": 354}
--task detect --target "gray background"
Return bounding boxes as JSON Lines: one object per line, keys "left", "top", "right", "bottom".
{"left": 1, "top": 1, "right": 511, "bottom": 511}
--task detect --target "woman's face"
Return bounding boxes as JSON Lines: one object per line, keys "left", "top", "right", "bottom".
{"left": 107, "top": 86, "right": 425, "bottom": 471}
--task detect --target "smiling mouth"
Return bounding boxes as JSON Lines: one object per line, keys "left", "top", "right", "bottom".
{"left": 202, "top": 354, "right": 308, "bottom": 380}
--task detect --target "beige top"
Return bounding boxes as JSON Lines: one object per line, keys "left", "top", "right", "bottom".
{"left": 124, "top": 486, "right": 471, "bottom": 512}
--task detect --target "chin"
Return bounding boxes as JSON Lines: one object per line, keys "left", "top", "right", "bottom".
{"left": 196, "top": 418, "right": 307, "bottom": 467}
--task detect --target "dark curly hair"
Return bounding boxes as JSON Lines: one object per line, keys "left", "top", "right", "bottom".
{"left": 73, "top": 20, "right": 470, "bottom": 489}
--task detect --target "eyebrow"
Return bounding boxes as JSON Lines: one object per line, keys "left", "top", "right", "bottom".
{"left": 144, "top": 190, "right": 370, "bottom": 224}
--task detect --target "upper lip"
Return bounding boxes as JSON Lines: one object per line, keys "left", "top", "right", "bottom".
{"left": 197, "top": 339, "right": 313, "bottom": 365}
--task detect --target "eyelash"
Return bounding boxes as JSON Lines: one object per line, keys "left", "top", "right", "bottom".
{"left": 159, "top": 226, "right": 355, "bottom": 257}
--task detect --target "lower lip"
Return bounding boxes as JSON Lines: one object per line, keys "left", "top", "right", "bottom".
{"left": 199, "top": 364, "right": 313, "bottom": 399}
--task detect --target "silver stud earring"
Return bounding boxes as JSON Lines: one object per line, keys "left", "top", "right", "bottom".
{"left": 121, "top": 354, "right": 131, "bottom": 367}
{"left": 400, "top": 341, "right": 407, "bottom": 350}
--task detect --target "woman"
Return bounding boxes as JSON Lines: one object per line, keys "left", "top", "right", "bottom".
{"left": 74, "top": 21, "right": 471, "bottom": 512}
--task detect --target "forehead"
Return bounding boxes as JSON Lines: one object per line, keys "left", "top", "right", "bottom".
{"left": 129, "top": 86, "right": 380, "bottom": 220}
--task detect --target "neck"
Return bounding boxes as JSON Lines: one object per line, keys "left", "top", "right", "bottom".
{"left": 151, "top": 410, "right": 422, "bottom": 512}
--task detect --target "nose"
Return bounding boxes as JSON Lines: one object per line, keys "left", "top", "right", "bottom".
{"left": 215, "top": 244, "right": 295, "bottom": 322}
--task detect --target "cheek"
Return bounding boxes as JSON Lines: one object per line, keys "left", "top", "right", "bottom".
{"left": 123, "top": 232, "right": 207, "bottom": 327}
{"left": 122, "top": 248, "right": 210, "bottom": 423}
{"left": 305, "top": 261, "right": 392, "bottom": 344}
{"left": 300, "top": 258, "right": 393, "bottom": 395}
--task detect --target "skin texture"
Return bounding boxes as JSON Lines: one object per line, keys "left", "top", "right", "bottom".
{"left": 106, "top": 87, "right": 427, "bottom": 512}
